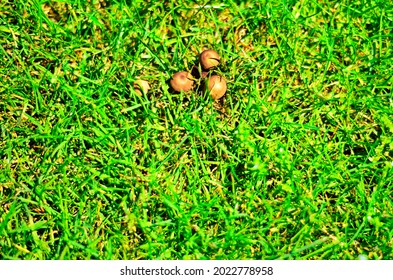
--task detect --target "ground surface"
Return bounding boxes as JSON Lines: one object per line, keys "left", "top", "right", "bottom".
{"left": 1, "top": 0, "right": 393, "bottom": 260}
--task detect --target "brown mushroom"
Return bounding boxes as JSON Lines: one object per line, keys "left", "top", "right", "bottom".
{"left": 199, "top": 49, "right": 220, "bottom": 70}
{"left": 133, "top": 79, "right": 150, "bottom": 96}
{"left": 206, "top": 75, "right": 227, "bottom": 100}
{"left": 170, "top": 71, "right": 194, "bottom": 92}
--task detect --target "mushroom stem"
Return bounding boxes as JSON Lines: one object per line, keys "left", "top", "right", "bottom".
{"left": 133, "top": 79, "right": 150, "bottom": 95}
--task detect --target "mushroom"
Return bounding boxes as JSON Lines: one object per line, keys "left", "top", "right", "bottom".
{"left": 133, "top": 79, "right": 150, "bottom": 96}
{"left": 206, "top": 75, "right": 227, "bottom": 100}
{"left": 199, "top": 49, "right": 220, "bottom": 70}
{"left": 170, "top": 71, "right": 194, "bottom": 92}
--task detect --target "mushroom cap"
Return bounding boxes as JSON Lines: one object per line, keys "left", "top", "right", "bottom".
{"left": 207, "top": 75, "right": 227, "bottom": 100}
{"left": 170, "top": 71, "right": 194, "bottom": 92}
{"left": 133, "top": 79, "right": 150, "bottom": 95}
{"left": 199, "top": 50, "right": 220, "bottom": 70}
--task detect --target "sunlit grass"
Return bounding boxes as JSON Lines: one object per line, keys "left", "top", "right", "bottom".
{"left": 0, "top": 0, "right": 392, "bottom": 260}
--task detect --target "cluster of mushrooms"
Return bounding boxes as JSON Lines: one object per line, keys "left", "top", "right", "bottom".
{"left": 133, "top": 49, "right": 227, "bottom": 100}
{"left": 170, "top": 49, "right": 227, "bottom": 100}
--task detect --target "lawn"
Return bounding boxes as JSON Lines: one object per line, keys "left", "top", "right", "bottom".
{"left": 1, "top": 0, "right": 393, "bottom": 260}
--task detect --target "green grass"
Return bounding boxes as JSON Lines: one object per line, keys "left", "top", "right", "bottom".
{"left": 1, "top": 0, "right": 393, "bottom": 260}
